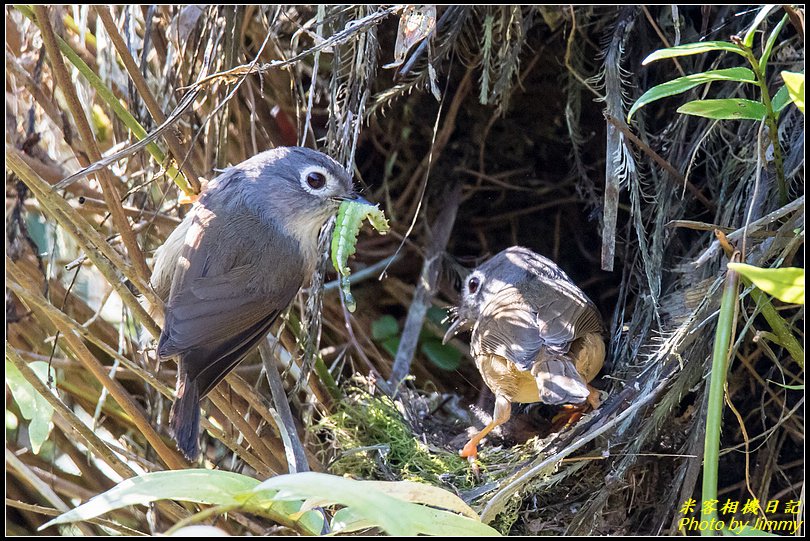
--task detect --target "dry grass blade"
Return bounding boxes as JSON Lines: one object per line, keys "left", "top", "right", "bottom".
{"left": 33, "top": 5, "right": 151, "bottom": 283}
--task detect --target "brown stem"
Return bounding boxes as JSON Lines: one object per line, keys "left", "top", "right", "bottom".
{"left": 34, "top": 6, "right": 152, "bottom": 284}
{"left": 7, "top": 259, "right": 188, "bottom": 470}
{"left": 94, "top": 6, "right": 201, "bottom": 193}
{"left": 7, "top": 148, "right": 162, "bottom": 336}
{"left": 387, "top": 183, "right": 463, "bottom": 390}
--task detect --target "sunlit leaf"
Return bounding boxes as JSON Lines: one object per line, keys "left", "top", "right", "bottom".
{"left": 42, "top": 470, "right": 260, "bottom": 529}
{"left": 642, "top": 41, "right": 744, "bottom": 65}
{"left": 42, "top": 469, "right": 327, "bottom": 535}
{"left": 254, "top": 472, "right": 500, "bottom": 536}
{"left": 728, "top": 263, "right": 804, "bottom": 304}
{"left": 5, "top": 359, "right": 54, "bottom": 454}
{"left": 771, "top": 85, "right": 790, "bottom": 113}
{"left": 628, "top": 68, "right": 756, "bottom": 121}
{"left": 364, "top": 478, "right": 479, "bottom": 519}
{"left": 781, "top": 71, "right": 805, "bottom": 114}
{"left": 677, "top": 99, "right": 766, "bottom": 120}
{"left": 743, "top": 5, "right": 777, "bottom": 48}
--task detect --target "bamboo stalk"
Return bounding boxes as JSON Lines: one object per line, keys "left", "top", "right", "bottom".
{"left": 210, "top": 387, "right": 285, "bottom": 475}
{"left": 5, "top": 265, "right": 171, "bottom": 398}
{"left": 700, "top": 253, "right": 741, "bottom": 535}
{"left": 6, "top": 453, "right": 96, "bottom": 535}
{"left": 6, "top": 346, "right": 137, "bottom": 479}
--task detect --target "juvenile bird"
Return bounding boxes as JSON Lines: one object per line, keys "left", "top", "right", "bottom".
{"left": 151, "top": 147, "right": 366, "bottom": 460}
{"left": 443, "top": 246, "right": 605, "bottom": 460}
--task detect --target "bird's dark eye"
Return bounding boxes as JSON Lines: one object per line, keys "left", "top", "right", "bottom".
{"left": 306, "top": 171, "right": 327, "bottom": 190}
{"left": 468, "top": 276, "right": 480, "bottom": 294}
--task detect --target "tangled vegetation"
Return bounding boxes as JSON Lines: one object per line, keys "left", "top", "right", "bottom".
{"left": 6, "top": 5, "right": 804, "bottom": 536}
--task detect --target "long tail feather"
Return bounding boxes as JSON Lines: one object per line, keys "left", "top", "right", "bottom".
{"left": 169, "top": 372, "right": 200, "bottom": 461}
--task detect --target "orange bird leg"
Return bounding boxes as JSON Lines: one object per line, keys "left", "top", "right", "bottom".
{"left": 460, "top": 395, "right": 511, "bottom": 460}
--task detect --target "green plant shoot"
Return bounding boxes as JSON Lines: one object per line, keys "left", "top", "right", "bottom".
{"left": 727, "top": 263, "right": 805, "bottom": 304}
{"left": 331, "top": 200, "right": 390, "bottom": 312}
{"left": 630, "top": 7, "right": 793, "bottom": 204}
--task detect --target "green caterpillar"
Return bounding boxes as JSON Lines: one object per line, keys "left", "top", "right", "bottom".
{"left": 331, "top": 200, "right": 390, "bottom": 312}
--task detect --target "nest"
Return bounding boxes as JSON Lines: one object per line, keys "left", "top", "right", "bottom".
{"left": 6, "top": 5, "right": 804, "bottom": 535}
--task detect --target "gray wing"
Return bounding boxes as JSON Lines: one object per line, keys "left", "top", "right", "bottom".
{"left": 472, "top": 286, "right": 543, "bottom": 369}
{"left": 157, "top": 205, "right": 304, "bottom": 398}
{"left": 473, "top": 278, "right": 602, "bottom": 373}
{"left": 525, "top": 259, "right": 604, "bottom": 340}
{"left": 532, "top": 357, "right": 590, "bottom": 405}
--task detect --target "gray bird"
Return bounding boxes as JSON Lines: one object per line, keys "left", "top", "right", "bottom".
{"left": 443, "top": 246, "right": 605, "bottom": 459}
{"left": 151, "top": 147, "right": 366, "bottom": 460}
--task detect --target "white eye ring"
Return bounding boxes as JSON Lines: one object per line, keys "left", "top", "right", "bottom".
{"left": 300, "top": 166, "right": 333, "bottom": 194}
{"left": 467, "top": 275, "right": 481, "bottom": 294}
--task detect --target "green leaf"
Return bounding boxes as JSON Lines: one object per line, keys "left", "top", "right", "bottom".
{"left": 677, "top": 99, "right": 766, "bottom": 120}
{"left": 40, "top": 469, "right": 327, "bottom": 534}
{"left": 421, "top": 338, "right": 462, "bottom": 371}
{"left": 728, "top": 263, "right": 804, "bottom": 304}
{"left": 642, "top": 41, "right": 745, "bottom": 65}
{"left": 254, "top": 472, "right": 501, "bottom": 537}
{"left": 781, "top": 71, "right": 805, "bottom": 114}
{"left": 426, "top": 305, "right": 450, "bottom": 326}
{"left": 363, "top": 478, "right": 479, "bottom": 519}
{"left": 371, "top": 315, "right": 400, "bottom": 341}
{"left": 42, "top": 470, "right": 260, "bottom": 529}
{"left": 771, "top": 85, "right": 790, "bottom": 113}
{"left": 759, "top": 14, "right": 789, "bottom": 72}
{"left": 5, "top": 359, "right": 54, "bottom": 454}
{"left": 743, "top": 5, "right": 777, "bottom": 48}
{"left": 628, "top": 68, "right": 756, "bottom": 121}
{"left": 381, "top": 336, "right": 401, "bottom": 357}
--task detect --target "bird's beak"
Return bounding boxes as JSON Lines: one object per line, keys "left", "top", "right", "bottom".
{"left": 442, "top": 317, "right": 469, "bottom": 345}
{"left": 348, "top": 193, "right": 373, "bottom": 206}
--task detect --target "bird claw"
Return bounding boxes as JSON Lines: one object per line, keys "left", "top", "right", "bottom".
{"left": 460, "top": 440, "right": 478, "bottom": 459}
{"left": 460, "top": 440, "right": 484, "bottom": 476}
{"left": 459, "top": 444, "right": 481, "bottom": 477}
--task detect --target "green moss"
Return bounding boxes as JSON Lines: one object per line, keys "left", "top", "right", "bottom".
{"left": 318, "top": 390, "right": 476, "bottom": 490}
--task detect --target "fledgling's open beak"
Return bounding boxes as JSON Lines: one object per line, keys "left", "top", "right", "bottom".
{"left": 442, "top": 317, "right": 470, "bottom": 345}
